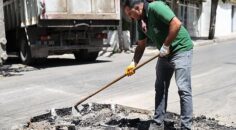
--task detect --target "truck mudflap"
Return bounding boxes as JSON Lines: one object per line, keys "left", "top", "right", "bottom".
{"left": 0, "top": 0, "right": 7, "bottom": 64}
{"left": 30, "top": 45, "right": 49, "bottom": 58}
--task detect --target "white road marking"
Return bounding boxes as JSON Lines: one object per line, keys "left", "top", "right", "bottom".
{"left": 192, "top": 67, "right": 222, "bottom": 79}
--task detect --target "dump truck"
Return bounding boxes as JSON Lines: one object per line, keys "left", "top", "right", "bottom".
{"left": 0, "top": 0, "right": 7, "bottom": 65}
{"left": 3, "top": 0, "right": 120, "bottom": 64}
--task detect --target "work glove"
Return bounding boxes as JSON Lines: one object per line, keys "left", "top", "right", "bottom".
{"left": 125, "top": 61, "right": 136, "bottom": 76}
{"left": 160, "top": 44, "right": 170, "bottom": 57}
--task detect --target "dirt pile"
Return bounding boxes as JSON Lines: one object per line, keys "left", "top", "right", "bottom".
{"left": 23, "top": 103, "right": 236, "bottom": 130}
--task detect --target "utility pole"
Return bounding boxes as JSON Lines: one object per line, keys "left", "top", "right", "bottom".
{"left": 172, "top": 0, "right": 179, "bottom": 15}
{"left": 0, "top": 0, "right": 8, "bottom": 65}
{"left": 118, "top": 19, "right": 124, "bottom": 52}
{"left": 208, "top": 0, "right": 219, "bottom": 39}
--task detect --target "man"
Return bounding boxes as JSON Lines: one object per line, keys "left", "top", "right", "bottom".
{"left": 124, "top": 0, "right": 193, "bottom": 130}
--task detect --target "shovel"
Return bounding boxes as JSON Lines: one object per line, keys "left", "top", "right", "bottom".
{"left": 74, "top": 52, "right": 160, "bottom": 112}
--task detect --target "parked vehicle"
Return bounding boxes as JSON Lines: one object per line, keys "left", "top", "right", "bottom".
{"left": 3, "top": 0, "right": 120, "bottom": 64}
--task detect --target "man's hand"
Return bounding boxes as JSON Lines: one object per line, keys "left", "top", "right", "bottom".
{"left": 160, "top": 44, "right": 170, "bottom": 57}
{"left": 125, "top": 61, "right": 136, "bottom": 76}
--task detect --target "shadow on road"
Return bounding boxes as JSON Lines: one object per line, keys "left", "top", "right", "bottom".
{"left": 225, "top": 62, "right": 236, "bottom": 65}
{"left": 0, "top": 57, "right": 111, "bottom": 77}
{"left": 32, "top": 58, "right": 111, "bottom": 68}
{"left": 191, "top": 37, "right": 209, "bottom": 40}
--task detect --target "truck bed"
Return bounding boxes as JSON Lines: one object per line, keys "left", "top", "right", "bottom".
{"left": 42, "top": 0, "right": 120, "bottom": 20}
{"left": 4, "top": 0, "right": 120, "bottom": 30}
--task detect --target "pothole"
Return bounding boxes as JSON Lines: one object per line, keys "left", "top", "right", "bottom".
{"left": 22, "top": 103, "right": 235, "bottom": 130}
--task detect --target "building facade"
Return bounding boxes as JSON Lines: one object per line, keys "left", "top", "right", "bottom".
{"left": 125, "top": 0, "right": 236, "bottom": 46}
{"left": 167, "top": 0, "right": 236, "bottom": 37}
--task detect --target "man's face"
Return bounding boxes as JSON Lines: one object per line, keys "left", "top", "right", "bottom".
{"left": 124, "top": 5, "right": 142, "bottom": 21}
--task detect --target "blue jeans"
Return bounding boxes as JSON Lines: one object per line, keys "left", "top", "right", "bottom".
{"left": 154, "top": 50, "right": 193, "bottom": 130}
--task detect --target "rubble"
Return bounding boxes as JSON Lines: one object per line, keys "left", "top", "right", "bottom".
{"left": 22, "top": 103, "right": 236, "bottom": 130}
{"left": 0, "top": 63, "right": 37, "bottom": 77}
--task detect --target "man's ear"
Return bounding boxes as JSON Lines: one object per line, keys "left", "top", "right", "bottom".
{"left": 134, "top": 4, "right": 140, "bottom": 11}
{"left": 134, "top": 3, "right": 143, "bottom": 14}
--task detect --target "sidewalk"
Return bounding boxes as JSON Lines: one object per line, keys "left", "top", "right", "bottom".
{"left": 144, "top": 32, "right": 236, "bottom": 55}
{"left": 100, "top": 32, "right": 236, "bottom": 56}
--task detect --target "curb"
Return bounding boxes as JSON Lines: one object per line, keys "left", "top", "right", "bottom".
{"left": 101, "top": 34, "right": 236, "bottom": 56}
{"left": 193, "top": 40, "right": 214, "bottom": 47}
{"left": 144, "top": 34, "right": 236, "bottom": 55}
{"left": 214, "top": 35, "right": 236, "bottom": 43}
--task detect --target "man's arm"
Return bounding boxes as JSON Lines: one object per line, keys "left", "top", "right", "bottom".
{"left": 133, "top": 38, "right": 147, "bottom": 65}
{"left": 163, "top": 17, "right": 181, "bottom": 46}
{"left": 125, "top": 38, "right": 146, "bottom": 76}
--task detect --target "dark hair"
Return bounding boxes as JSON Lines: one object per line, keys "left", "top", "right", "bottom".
{"left": 123, "top": 0, "right": 143, "bottom": 8}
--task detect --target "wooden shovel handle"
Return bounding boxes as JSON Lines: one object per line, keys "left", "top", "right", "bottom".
{"left": 74, "top": 52, "right": 160, "bottom": 111}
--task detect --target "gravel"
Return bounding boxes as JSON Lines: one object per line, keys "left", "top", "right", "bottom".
{"left": 22, "top": 103, "right": 236, "bottom": 130}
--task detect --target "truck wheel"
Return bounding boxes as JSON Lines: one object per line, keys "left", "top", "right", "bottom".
{"left": 19, "top": 36, "right": 33, "bottom": 64}
{"left": 74, "top": 50, "right": 99, "bottom": 62}
{"left": 87, "top": 52, "right": 99, "bottom": 61}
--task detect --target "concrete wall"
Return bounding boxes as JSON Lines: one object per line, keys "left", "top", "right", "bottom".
{"left": 199, "top": 0, "right": 211, "bottom": 37}
{"left": 199, "top": 0, "right": 235, "bottom": 37}
{"left": 215, "top": 1, "right": 233, "bottom": 36}
{"left": 103, "top": 31, "right": 131, "bottom": 52}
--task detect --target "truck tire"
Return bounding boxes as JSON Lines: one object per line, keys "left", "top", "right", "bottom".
{"left": 19, "top": 36, "right": 33, "bottom": 64}
{"left": 74, "top": 50, "right": 99, "bottom": 62}
{"left": 88, "top": 52, "right": 99, "bottom": 61}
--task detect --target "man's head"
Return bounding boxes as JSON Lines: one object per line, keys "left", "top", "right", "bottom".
{"left": 124, "top": 0, "right": 144, "bottom": 20}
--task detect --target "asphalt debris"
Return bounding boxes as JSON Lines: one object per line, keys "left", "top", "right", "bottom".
{"left": 0, "top": 64, "right": 37, "bottom": 77}
{"left": 23, "top": 103, "right": 236, "bottom": 130}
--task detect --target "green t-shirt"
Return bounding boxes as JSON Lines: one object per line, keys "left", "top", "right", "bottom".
{"left": 138, "top": 1, "right": 193, "bottom": 54}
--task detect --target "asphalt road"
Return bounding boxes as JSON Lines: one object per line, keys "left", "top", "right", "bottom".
{"left": 0, "top": 40, "right": 236, "bottom": 129}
